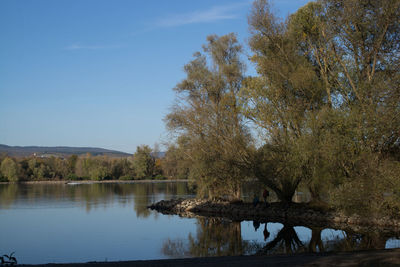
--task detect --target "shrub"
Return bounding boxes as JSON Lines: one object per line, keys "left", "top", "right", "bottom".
{"left": 0, "top": 174, "right": 8, "bottom": 182}
{"left": 67, "top": 173, "right": 80, "bottom": 180}
{"left": 119, "top": 175, "right": 133, "bottom": 181}
{"left": 1, "top": 157, "right": 19, "bottom": 182}
{"left": 154, "top": 174, "right": 166, "bottom": 180}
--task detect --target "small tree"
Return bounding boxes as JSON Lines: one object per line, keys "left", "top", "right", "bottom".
{"left": 67, "top": 155, "right": 78, "bottom": 177}
{"left": 1, "top": 157, "right": 19, "bottom": 182}
{"left": 132, "top": 145, "right": 155, "bottom": 179}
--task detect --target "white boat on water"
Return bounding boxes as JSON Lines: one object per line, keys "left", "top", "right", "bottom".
{"left": 66, "top": 182, "right": 81, "bottom": 185}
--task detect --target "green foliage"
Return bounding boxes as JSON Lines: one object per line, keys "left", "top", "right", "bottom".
{"left": 0, "top": 157, "right": 19, "bottom": 182}
{"left": 119, "top": 175, "right": 133, "bottom": 181}
{"left": 67, "top": 154, "right": 78, "bottom": 176}
{"left": 132, "top": 145, "right": 155, "bottom": 179}
{"left": 15, "top": 156, "right": 122, "bottom": 181}
{"left": 153, "top": 174, "right": 166, "bottom": 180}
{"left": 165, "top": 33, "right": 253, "bottom": 200}
{"left": 0, "top": 175, "right": 7, "bottom": 182}
{"left": 67, "top": 173, "right": 79, "bottom": 180}
{"left": 162, "top": 137, "right": 190, "bottom": 180}
{"left": 330, "top": 155, "right": 400, "bottom": 217}
{"left": 75, "top": 155, "right": 112, "bottom": 180}
{"left": 0, "top": 152, "right": 165, "bottom": 182}
{"left": 244, "top": 0, "right": 400, "bottom": 213}
{"left": 164, "top": 1, "right": 399, "bottom": 208}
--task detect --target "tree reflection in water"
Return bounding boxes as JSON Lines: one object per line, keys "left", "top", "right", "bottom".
{"left": 163, "top": 217, "right": 262, "bottom": 258}
{"left": 163, "top": 218, "right": 398, "bottom": 258}
{"left": 258, "top": 224, "right": 305, "bottom": 254}
{"left": 260, "top": 225, "right": 393, "bottom": 255}
{"left": 308, "top": 228, "right": 324, "bottom": 252}
{"left": 0, "top": 182, "right": 193, "bottom": 217}
{"left": 260, "top": 226, "right": 393, "bottom": 255}
{"left": 325, "top": 230, "right": 389, "bottom": 252}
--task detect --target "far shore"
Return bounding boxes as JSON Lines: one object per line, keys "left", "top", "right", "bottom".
{"left": 0, "top": 179, "right": 189, "bottom": 185}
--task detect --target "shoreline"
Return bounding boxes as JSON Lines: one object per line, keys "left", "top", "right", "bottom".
{"left": 148, "top": 198, "right": 400, "bottom": 232}
{"left": 17, "top": 249, "right": 400, "bottom": 266}
{"left": 0, "top": 179, "right": 189, "bottom": 185}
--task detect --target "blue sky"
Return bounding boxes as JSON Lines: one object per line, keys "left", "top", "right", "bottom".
{"left": 0, "top": 0, "right": 310, "bottom": 153}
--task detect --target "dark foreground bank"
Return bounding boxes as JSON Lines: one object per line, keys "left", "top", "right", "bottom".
{"left": 18, "top": 249, "right": 400, "bottom": 267}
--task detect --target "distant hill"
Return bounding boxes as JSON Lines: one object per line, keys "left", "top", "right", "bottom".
{"left": 0, "top": 144, "right": 132, "bottom": 158}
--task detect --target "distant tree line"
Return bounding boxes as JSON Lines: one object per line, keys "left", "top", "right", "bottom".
{"left": 0, "top": 144, "right": 187, "bottom": 182}
{"left": 164, "top": 0, "right": 400, "bottom": 217}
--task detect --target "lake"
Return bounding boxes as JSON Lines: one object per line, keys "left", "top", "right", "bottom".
{"left": 0, "top": 182, "right": 399, "bottom": 264}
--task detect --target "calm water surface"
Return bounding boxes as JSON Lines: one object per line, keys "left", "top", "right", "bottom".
{"left": 0, "top": 182, "right": 399, "bottom": 264}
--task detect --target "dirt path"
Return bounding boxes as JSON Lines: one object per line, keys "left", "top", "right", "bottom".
{"left": 18, "top": 249, "right": 400, "bottom": 267}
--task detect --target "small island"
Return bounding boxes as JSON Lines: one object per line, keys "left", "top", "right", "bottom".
{"left": 149, "top": 198, "right": 400, "bottom": 229}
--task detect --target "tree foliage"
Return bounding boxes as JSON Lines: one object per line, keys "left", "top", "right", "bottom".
{"left": 132, "top": 145, "right": 155, "bottom": 179}
{"left": 163, "top": 0, "right": 400, "bottom": 216}
{"left": 0, "top": 152, "right": 165, "bottom": 182}
{"left": 242, "top": 0, "right": 400, "bottom": 211}
{"left": 162, "top": 136, "right": 190, "bottom": 180}
{"left": 0, "top": 157, "right": 19, "bottom": 182}
{"left": 166, "top": 34, "right": 253, "bottom": 199}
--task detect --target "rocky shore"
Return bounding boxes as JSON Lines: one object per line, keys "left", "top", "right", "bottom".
{"left": 148, "top": 198, "right": 400, "bottom": 231}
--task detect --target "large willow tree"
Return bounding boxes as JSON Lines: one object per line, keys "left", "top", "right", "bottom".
{"left": 243, "top": 0, "right": 400, "bottom": 212}
{"left": 166, "top": 34, "right": 252, "bottom": 200}
{"left": 243, "top": 0, "right": 328, "bottom": 203}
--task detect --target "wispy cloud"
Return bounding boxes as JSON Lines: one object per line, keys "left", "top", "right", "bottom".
{"left": 156, "top": 2, "right": 249, "bottom": 28}
{"left": 64, "top": 43, "right": 123, "bottom": 51}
